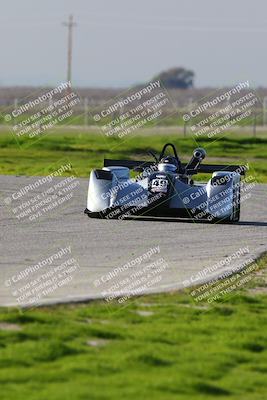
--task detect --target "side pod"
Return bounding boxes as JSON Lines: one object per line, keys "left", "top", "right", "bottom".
{"left": 87, "top": 169, "right": 113, "bottom": 212}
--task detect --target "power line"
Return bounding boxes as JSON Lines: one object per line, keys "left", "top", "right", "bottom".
{"left": 62, "top": 15, "right": 77, "bottom": 85}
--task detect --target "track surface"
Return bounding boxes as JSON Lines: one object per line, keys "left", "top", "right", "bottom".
{"left": 0, "top": 175, "right": 266, "bottom": 307}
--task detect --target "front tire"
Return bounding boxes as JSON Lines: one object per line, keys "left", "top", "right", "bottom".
{"left": 231, "top": 182, "right": 241, "bottom": 222}
{"left": 84, "top": 208, "right": 102, "bottom": 218}
{"left": 219, "top": 183, "right": 240, "bottom": 223}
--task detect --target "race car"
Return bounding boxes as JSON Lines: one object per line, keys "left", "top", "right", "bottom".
{"left": 85, "top": 143, "right": 247, "bottom": 222}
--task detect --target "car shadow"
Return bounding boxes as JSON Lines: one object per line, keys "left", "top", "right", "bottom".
{"left": 124, "top": 217, "right": 267, "bottom": 226}
{"left": 234, "top": 221, "right": 267, "bottom": 227}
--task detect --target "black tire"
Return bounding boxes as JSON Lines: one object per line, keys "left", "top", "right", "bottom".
{"left": 84, "top": 208, "right": 102, "bottom": 218}
{"left": 220, "top": 183, "right": 240, "bottom": 223}
{"left": 232, "top": 182, "right": 241, "bottom": 222}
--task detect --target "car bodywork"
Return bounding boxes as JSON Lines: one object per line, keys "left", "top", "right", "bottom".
{"left": 85, "top": 143, "right": 246, "bottom": 222}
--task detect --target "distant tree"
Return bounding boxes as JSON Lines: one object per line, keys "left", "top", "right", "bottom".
{"left": 154, "top": 67, "right": 194, "bottom": 89}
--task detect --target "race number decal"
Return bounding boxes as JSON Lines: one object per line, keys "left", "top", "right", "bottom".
{"left": 151, "top": 178, "right": 168, "bottom": 193}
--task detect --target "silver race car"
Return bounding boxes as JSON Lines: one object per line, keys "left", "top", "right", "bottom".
{"left": 85, "top": 143, "right": 246, "bottom": 222}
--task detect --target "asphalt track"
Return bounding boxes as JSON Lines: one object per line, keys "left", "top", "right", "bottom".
{"left": 0, "top": 175, "right": 266, "bottom": 307}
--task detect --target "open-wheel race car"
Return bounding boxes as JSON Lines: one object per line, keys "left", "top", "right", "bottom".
{"left": 85, "top": 143, "right": 247, "bottom": 222}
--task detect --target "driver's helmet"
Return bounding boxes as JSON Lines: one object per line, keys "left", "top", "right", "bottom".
{"left": 158, "top": 156, "right": 179, "bottom": 172}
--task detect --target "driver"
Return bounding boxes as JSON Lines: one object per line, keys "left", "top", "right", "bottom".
{"left": 159, "top": 156, "right": 182, "bottom": 172}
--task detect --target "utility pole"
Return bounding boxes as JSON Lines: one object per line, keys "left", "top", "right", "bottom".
{"left": 62, "top": 15, "right": 77, "bottom": 85}
{"left": 263, "top": 96, "right": 267, "bottom": 126}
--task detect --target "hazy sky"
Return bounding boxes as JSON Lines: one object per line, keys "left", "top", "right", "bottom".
{"left": 1, "top": 0, "right": 267, "bottom": 88}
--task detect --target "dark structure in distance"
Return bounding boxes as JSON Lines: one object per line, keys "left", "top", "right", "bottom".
{"left": 154, "top": 67, "right": 195, "bottom": 89}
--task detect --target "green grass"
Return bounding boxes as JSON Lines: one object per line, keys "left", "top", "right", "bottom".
{"left": 0, "top": 130, "right": 266, "bottom": 182}
{"left": 1, "top": 256, "right": 267, "bottom": 400}
{"left": 0, "top": 109, "right": 264, "bottom": 127}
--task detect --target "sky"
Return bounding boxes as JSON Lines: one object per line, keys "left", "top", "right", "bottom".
{"left": 0, "top": 0, "right": 266, "bottom": 88}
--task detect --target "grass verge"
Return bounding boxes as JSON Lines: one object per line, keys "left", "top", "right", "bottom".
{"left": 0, "top": 131, "right": 266, "bottom": 182}
{"left": 0, "top": 255, "right": 267, "bottom": 400}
